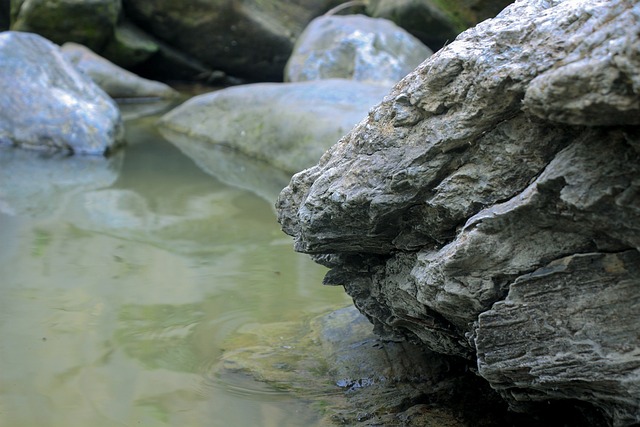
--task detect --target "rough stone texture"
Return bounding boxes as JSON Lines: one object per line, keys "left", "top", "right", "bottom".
{"left": 475, "top": 251, "right": 640, "bottom": 426}
{"left": 159, "top": 79, "right": 389, "bottom": 174}
{"left": 61, "top": 42, "right": 179, "bottom": 99}
{"left": 285, "top": 14, "right": 432, "bottom": 87}
{"left": 0, "top": 31, "right": 123, "bottom": 155}
{"left": 123, "top": 0, "right": 342, "bottom": 82}
{"left": 11, "top": 0, "right": 121, "bottom": 52}
{"left": 276, "top": 0, "right": 640, "bottom": 424}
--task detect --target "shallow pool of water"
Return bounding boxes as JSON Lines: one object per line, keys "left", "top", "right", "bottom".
{"left": 0, "top": 113, "right": 350, "bottom": 427}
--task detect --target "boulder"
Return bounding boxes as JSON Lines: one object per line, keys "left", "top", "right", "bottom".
{"left": 159, "top": 79, "right": 389, "bottom": 174}
{"left": 285, "top": 14, "right": 432, "bottom": 87}
{"left": 61, "top": 42, "right": 179, "bottom": 99}
{"left": 367, "top": 0, "right": 514, "bottom": 49}
{"left": 11, "top": 0, "right": 120, "bottom": 52}
{"left": 276, "top": 0, "right": 640, "bottom": 424}
{"left": 0, "top": 32, "right": 123, "bottom": 155}
{"left": 123, "top": 0, "right": 343, "bottom": 82}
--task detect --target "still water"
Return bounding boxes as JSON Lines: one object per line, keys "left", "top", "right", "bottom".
{"left": 0, "top": 112, "right": 350, "bottom": 427}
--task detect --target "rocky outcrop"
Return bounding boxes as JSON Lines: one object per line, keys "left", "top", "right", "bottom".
{"left": 276, "top": 0, "right": 640, "bottom": 424}
{"left": 159, "top": 79, "right": 389, "bottom": 175}
{"left": 61, "top": 42, "right": 179, "bottom": 99}
{"left": 0, "top": 32, "right": 123, "bottom": 155}
{"left": 285, "top": 14, "right": 432, "bottom": 87}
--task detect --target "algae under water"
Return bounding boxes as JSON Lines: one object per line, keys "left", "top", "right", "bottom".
{"left": 0, "top": 112, "right": 350, "bottom": 427}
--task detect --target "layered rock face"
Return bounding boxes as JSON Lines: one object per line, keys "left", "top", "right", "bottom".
{"left": 277, "top": 0, "right": 640, "bottom": 424}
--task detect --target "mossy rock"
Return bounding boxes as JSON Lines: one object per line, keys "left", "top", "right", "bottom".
{"left": 11, "top": 0, "right": 120, "bottom": 51}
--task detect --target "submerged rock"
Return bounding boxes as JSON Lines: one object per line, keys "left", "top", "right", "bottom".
{"left": 0, "top": 32, "right": 123, "bottom": 155}
{"left": 276, "top": 0, "right": 640, "bottom": 424}
{"left": 217, "top": 306, "right": 529, "bottom": 426}
{"left": 61, "top": 42, "right": 179, "bottom": 100}
{"left": 159, "top": 79, "right": 388, "bottom": 174}
{"left": 285, "top": 14, "right": 432, "bottom": 87}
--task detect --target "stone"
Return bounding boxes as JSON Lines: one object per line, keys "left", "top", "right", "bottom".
{"left": 276, "top": 0, "right": 640, "bottom": 424}
{"left": 285, "top": 14, "right": 432, "bottom": 87}
{"left": 100, "top": 19, "right": 160, "bottom": 68}
{"left": 123, "top": 0, "right": 343, "bottom": 81}
{"left": 217, "top": 306, "right": 532, "bottom": 426}
{"left": 61, "top": 42, "right": 179, "bottom": 99}
{"left": 366, "top": 0, "right": 515, "bottom": 49}
{"left": 0, "top": 32, "right": 123, "bottom": 155}
{"left": 11, "top": 0, "right": 120, "bottom": 52}
{"left": 475, "top": 251, "right": 640, "bottom": 426}
{"left": 159, "top": 79, "right": 389, "bottom": 174}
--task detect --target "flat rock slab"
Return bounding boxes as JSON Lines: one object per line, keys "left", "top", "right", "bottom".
{"left": 159, "top": 79, "right": 389, "bottom": 174}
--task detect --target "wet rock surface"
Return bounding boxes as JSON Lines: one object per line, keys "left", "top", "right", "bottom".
{"left": 0, "top": 31, "right": 123, "bottom": 155}
{"left": 276, "top": 0, "right": 640, "bottom": 424}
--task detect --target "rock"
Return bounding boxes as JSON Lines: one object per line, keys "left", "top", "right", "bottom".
{"left": 159, "top": 79, "right": 389, "bottom": 174}
{"left": 217, "top": 306, "right": 529, "bottom": 426}
{"left": 123, "top": 0, "right": 343, "bottom": 82}
{"left": 100, "top": 19, "right": 160, "bottom": 68}
{"left": 61, "top": 42, "right": 179, "bottom": 99}
{"left": 475, "top": 251, "right": 640, "bottom": 426}
{"left": 367, "top": 0, "right": 514, "bottom": 49}
{"left": 285, "top": 14, "right": 432, "bottom": 87}
{"left": 276, "top": 0, "right": 640, "bottom": 424}
{"left": 0, "top": 32, "right": 123, "bottom": 155}
{"left": 11, "top": 0, "right": 120, "bottom": 52}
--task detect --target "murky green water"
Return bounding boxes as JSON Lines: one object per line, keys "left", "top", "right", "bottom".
{"left": 0, "top": 112, "right": 350, "bottom": 427}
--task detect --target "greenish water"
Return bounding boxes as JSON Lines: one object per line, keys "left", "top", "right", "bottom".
{"left": 0, "top": 114, "right": 350, "bottom": 427}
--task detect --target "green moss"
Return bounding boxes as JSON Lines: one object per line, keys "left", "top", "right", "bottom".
{"left": 11, "top": 0, "right": 120, "bottom": 51}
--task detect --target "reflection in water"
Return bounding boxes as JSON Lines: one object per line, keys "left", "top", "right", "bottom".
{"left": 0, "top": 116, "right": 349, "bottom": 427}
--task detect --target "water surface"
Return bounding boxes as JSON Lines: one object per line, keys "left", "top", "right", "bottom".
{"left": 0, "top": 114, "right": 350, "bottom": 427}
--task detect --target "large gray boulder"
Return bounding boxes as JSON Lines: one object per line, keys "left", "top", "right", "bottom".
{"left": 276, "top": 0, "right": 640, "bottom": 424}
{"left": 0, "top": 31, "right": 123, "bottom": 155}
{"left": 159, "top": 79, "right": 389, "bottom": 174}
{"left": 285, "top": 14, "right": 432, "bottom": 87}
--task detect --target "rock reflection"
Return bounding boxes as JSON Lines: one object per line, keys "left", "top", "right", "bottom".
{"left": 0, "top": 147, "right": 123, "bottom": 218}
